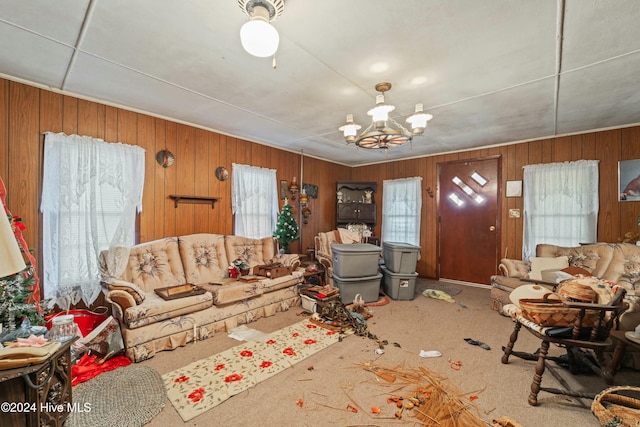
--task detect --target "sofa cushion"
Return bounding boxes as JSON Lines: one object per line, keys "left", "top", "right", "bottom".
{"left": 528, "top": 256, "right": 569, "bottom": 280}
{"left": 120, "top": 237, "right": 187, "bottom": 292}
{"left": 224, "top": 236, "right": 275, "bottom": 269}
{"left": 124, "top": 291, "right": 213, "bottom": 329}
{"left": 601, "top": 243, "right": 640, "bottom": 297}
{"left": 536, "top": 243, "right": 615, "bottom": 278}
{"left": 179, "top": 234, "right": 230, "bottom": 285}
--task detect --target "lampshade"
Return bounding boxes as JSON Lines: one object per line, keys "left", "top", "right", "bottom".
{"left": 406, "top": 103, "right": 433, "bottom": 135}
{"left": 0, "top": 203, "right": 26, "bottom": 278}
{"left": 239, "top": 3, "right": 280, "bottom": 58}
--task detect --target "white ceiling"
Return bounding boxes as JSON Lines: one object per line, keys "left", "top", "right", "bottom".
{"left": 1, "top": 0, "right": 639, "bottom": 166}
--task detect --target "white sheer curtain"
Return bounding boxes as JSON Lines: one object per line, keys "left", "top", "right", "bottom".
{"left": 41, "top": 133, "right": 145, "bottom": 308}
{"left": 381, "top": 177, "right": 422, "bottom": 246}
{"left": 231, "top": 163, "right": 278, "bottom": 238}
{"left": 522, "top": 160, "right": 599, "bottom": 260}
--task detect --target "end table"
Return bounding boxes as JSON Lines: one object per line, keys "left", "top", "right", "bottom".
{"left": 0, "top": 337, "right": 76, "bottom": 427}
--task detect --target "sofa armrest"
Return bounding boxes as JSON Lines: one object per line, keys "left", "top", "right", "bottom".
{"left": 316, "top": 253, "right": 332, "bottom": 270}
{"left": 499, "top": 258, "right": 531, "bottom": 278}
{"left": 105, "top": 289, "right": 136, "bottom": 322}
{"left": 107, "top": 279, "right": 146, "bottom": 304}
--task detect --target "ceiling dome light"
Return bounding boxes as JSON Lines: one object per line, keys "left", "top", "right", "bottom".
{"left": 240, "top": 16, "right": 279, "bottom": 57}
{"left": 238, "top": 0, "right": 284, "bottom": 58}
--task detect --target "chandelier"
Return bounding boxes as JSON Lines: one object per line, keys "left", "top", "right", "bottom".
{"left": 339, "top": 82, "right": 433, "bottom": 150}
{"left": 238, "top": 0, "right": 284, "bottom": 58}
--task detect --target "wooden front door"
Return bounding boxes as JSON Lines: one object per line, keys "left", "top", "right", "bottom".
{"left": 438, "top": 157, "right": 501, "bottom": 285}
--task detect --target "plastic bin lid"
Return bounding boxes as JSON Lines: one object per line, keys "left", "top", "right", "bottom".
{"left": 382, "top": 241, "right": 421, "bottom": 250}
{"left": 381, "top": 265, "right": 419, "bottom": 277}
{"left": 332, "top": 272, "right": 383, "bottom": 281}
{"left": 331, "top": 243, "right": 382, "bottom": 253}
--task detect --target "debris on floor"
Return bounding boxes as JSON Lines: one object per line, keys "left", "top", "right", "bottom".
{"left": 422, "top": 289, "right": 456, "bottom": 303}
{"left": 359, "top": 362, "right": 487, "bottom": 426}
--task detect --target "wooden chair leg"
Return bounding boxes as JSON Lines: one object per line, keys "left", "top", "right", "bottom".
{"left": 529, "top": 339, "right": 549, "bottom": 406}
{"left": 502, "top": 321, "right": 522, "bottom": 364}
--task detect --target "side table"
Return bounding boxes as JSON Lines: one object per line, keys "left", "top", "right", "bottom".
{"left": 302, "top": 266, "right": 325, "bottom": 287}
{"left": 609, "top": 330, "right": 640, "bottom": 377}
{"left": 0, "top": 338, "right": 76, "bottom": 427}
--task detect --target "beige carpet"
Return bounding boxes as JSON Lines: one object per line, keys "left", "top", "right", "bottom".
{"left": 163, "top": 319, "right": 340, "bottom": 421}
{"left": 141, "top": 281, "right": 640, "bottom": 426}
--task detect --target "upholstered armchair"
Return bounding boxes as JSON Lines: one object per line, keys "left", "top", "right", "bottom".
{"left": 314, "top": 228, "right": 362, "bottom": 286}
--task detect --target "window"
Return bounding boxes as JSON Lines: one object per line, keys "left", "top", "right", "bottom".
{"left": 381, "top": 177, "right": 422, "bottom": 246}
{"left": 522, "top": 160, "right": 599, "bottom": 259}
{"left": 41, "top": 133, "right": 145, "bottom": 308}
{"left": 231, "top": 163, "right": 278, "bottom": 239}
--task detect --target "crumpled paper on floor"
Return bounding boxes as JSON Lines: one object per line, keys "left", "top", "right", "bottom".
{"left": 422, "top": 289, "right": 455, "bottom": 303}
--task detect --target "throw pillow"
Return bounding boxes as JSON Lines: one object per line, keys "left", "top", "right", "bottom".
{"left": 528, "top": 256, "right": 569, "bottom": 281}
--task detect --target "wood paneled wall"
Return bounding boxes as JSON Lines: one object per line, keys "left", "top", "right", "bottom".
{"left": 353, "top": 129, "right": 640, "bottom": 278}
{"left": 1, "top": 77, "right": 639, "bottom": 303}
{"left": 0, "top": 79, "right": 351, "bottom": 301}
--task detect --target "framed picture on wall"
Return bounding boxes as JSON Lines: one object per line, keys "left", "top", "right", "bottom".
{"left": 280, "top": 180, "right": 288, "bottom": 200}
{"left": 619, "top": 159, "right": 640, "bottom": 201}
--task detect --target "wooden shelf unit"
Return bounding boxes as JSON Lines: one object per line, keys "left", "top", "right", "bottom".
{"left": 169, "top": 195, "right": 219, "bottom": 209}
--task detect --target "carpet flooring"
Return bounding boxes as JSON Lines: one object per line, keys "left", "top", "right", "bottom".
{"left": 162, "top": 319, "right": 340, "bottom": 421}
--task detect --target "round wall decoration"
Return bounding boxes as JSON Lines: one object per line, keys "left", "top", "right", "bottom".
{"left": 215, "top": 166, "right": 229, "bottom": 181}
{"left": 156, "top": 149, "right": 175, "bottom": 168}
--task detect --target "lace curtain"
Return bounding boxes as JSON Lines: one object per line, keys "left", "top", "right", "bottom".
{"left": 231, "top": 163, "right": 278, "bottom": 239}
{"left": 522, "top": 160, "right": 599, "bottom": 260}
{"left": 41, "top": 133, "right": 145, "bottom": 308}
{"left": 381, "top": 177, "right": 422, "bottom": 247}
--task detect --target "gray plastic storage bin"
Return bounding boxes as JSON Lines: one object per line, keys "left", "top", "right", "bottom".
{"left": 381, "top": 266, "right": 418, "bottom": 300}
{"left": 333, "top": 273, "right": 382, "bottom": 303}
{"left": 382, "top": 242, "right": 420, "bottom": 273}
{"left": 331, "top": 243, "right": 381, "bottom": 278}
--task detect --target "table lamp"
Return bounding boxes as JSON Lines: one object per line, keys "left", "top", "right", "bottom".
{"left": 0, "top": 200, "right": 26, "bottom": 278}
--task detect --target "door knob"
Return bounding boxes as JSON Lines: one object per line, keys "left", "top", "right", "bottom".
{"left": 489, "top": 226, "right": 495, "bottom": 231}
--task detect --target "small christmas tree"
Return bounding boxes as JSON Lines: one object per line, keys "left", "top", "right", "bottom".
{"left": 273, "top": 199, "right": 299, "bottom": 254}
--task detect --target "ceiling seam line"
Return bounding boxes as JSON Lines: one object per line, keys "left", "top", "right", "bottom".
{"left": 553, "top": 0, "right": 566, "bottom": 135}
{"left": 61, "top": 0, "right": 97, "bottom": 91}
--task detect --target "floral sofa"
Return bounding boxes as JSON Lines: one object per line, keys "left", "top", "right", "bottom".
{"left": 99, "top": 234, "right": 302, "bottom": 362}
{"left": 490, "top": 243, "right": 640, "bottom": 331}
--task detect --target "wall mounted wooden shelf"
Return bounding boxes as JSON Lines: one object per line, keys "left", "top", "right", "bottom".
{"left": 169, "top": 195, "right": 219, "bottom": 209}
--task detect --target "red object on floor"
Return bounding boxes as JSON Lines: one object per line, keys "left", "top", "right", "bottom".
{"left": 71, "top": 353, "right": 131, "bottom": 386}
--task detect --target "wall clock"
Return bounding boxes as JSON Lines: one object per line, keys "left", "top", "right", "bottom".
{"left": 156, "top": 149, "right": 175, "bottom": 168}
{"left": 215, "top": 166, "right": 229, "bottom": 181}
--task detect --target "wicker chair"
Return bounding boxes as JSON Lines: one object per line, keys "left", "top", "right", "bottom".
{"left": 501, "top": 286, "right": 628, "bottom": 406}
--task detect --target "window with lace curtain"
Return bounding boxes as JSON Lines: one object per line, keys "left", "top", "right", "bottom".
{"left": 40, "top": 133, "right": 145, "bottom": 308}
{"left": 381, "top": 177, "right": 422, "bottom": 246}
{"left": 231, "top": 163, "right": 279, "bottom": 239}
{"left": 522, "top": 160, "right": 599, "bottom": 260}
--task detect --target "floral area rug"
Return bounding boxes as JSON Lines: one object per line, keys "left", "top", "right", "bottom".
{"left": 162, "top": 320, "right": 340, "bottom": 421}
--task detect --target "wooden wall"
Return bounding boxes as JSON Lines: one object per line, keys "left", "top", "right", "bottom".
{"left": 353, "top": 129, "right": 640, "bottom": 278}
{"left": 1, "top": 77, "right": 640, "bottom": 303}
{"left": 0, "top": 79, "right": 351, "bottom": 303}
